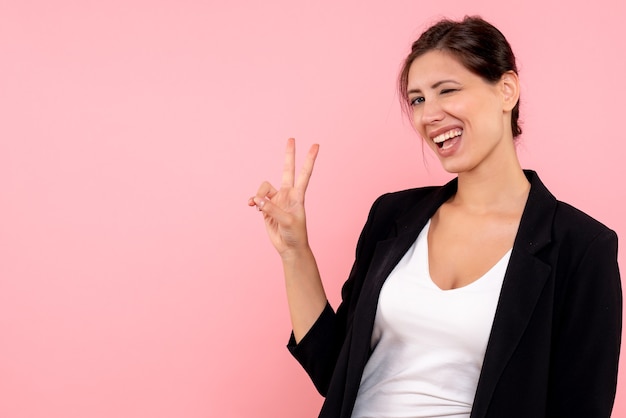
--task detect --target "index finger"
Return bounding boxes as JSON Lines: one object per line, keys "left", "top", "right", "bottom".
{"left": 295, "top": 143, "right": 320, "bottom": 193}
{"left": 281, "top": 138, "right": 296, "bottom": 187}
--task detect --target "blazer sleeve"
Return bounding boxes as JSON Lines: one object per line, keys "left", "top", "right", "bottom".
{"left": 286, "top": 193, "right": 389, "bottom": 396}
{"left": 547, "top": 229, "right": 622, "bottom": 417}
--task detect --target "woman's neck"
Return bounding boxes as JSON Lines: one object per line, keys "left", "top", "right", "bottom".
{"left": 452, "top": 159, "right": 530, "bottom": 215}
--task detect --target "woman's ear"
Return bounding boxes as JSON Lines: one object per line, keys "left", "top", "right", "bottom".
{"left": 500, "top": 71, "right": 520, "bottom": 112}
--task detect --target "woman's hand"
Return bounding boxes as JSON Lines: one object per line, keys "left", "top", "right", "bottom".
{"left": 248, "top": 138, "right": 319, "bottom": 258}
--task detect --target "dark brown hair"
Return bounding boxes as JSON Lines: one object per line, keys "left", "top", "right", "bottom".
{"left": 399, "top": 16, "right": 522, "bottom": 137}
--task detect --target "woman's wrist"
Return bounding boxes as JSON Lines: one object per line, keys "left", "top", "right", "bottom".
{"left": 280, "top": 244, "right": 315, "bottom": 265}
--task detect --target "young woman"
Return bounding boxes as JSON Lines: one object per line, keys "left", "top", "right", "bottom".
{"left": 249, "top": 16, "right": 621, "bottom": 418}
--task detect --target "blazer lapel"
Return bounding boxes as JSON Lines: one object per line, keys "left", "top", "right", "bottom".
{"left": 470, "top": 171, "right": 557, "bottom": 418}
{"left": 343, "top": 181, "right": 458, "bottom": 403}
{"left": 356, "top": 180, "right": 458, "bottom": 324}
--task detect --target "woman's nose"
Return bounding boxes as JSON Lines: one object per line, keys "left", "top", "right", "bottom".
{"left": 419, "top": 99, "right": 445, "bottom": 125}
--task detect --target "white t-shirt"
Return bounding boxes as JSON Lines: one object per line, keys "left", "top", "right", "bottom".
{"left": 351, "top": 220, "right": 511, "bottom": 418}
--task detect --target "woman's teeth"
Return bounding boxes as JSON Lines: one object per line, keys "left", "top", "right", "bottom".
{"left": 433, "top": 129, "right": 463, "bottom": 148}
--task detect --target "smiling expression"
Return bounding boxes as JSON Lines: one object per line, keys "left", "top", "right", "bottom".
{"left": 406, "top": 50, "right": 518, "bottom": 175}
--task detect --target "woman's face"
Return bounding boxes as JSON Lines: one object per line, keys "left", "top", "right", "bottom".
{"left": 407, "top": 50, "right": 517, "bottom": 175}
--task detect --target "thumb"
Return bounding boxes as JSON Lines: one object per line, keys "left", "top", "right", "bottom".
{"left": 254, "top": 197, "right": 290, "bottom": 225}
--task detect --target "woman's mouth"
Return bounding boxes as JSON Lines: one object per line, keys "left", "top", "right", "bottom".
{"left": 433, "top": 128, "right": 463, "bottom": 149}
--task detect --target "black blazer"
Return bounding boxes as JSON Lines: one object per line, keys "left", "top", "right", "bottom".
{"left": 288, "top": 171, "right": 622, "bottom": 418}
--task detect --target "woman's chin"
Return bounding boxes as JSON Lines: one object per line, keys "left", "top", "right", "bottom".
{"left": 438, "top": 158, "right": 470, "bottom": 174}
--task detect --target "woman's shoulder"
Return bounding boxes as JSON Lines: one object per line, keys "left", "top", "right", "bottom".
{"left": 370, "top": 185, "right": 448, "bottom": 219}
{"left": 376, "top": 185, "right": 443, "bottom": 205}
{"left": 524, "top": 171, "right": 617, "bottom": 251}
{"left": 525, "top": 169, "right": 617, "bottom": 242}
{"left": 553, "top": 199, "right": 617, "bottom": 241}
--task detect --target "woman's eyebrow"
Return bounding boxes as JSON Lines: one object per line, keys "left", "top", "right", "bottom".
{"left": 432, "top": 79, "right": 460, "bottom": 88}
{"left": 407, "top": 79, "right": 460, "bottom": 95}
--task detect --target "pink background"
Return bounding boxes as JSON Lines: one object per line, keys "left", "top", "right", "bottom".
{"left": 1, "top": 1, "right": 625, "bottom": 417}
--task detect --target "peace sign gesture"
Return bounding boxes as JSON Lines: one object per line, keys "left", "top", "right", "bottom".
{"left": 249, "top": 138, "right": 320, "bottom": 258}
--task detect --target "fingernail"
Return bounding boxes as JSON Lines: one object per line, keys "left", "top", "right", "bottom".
{"left": 254, "top": 197, "right": 266, "bottom": 209}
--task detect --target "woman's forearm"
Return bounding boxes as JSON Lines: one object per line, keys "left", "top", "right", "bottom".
{"left": 281, "top": 246, "right": 328, "bottom": 343}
